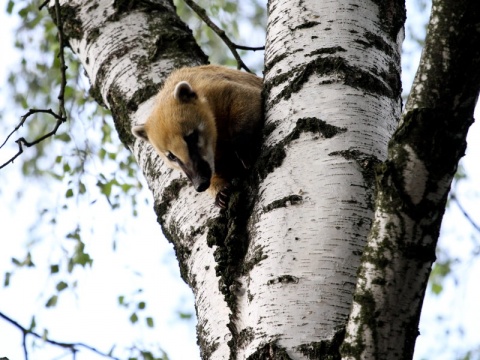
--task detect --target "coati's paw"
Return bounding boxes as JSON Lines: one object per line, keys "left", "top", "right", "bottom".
{"left": 215, "top": 185, "right": 232, "bottom": 209}
{"left": 209, "top": 175, "right": 231, "bottom": 208}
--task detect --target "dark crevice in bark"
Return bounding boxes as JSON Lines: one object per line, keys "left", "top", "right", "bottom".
{"left": 265, "top": 56, "right": 400, "bottom": 107}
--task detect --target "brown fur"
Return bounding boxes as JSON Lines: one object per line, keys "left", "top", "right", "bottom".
{"left": 132, "top": 65, "right": 263, "bottom": 207}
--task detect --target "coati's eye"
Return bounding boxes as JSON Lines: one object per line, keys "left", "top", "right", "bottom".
{"left": 166, "top": 152, "right": 177, "bottom": 162}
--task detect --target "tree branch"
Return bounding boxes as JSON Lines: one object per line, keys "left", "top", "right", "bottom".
{"left": 344, "top": 0, "right": 480, "bottom": 358}
{"left": 451, "top": 194, "right": 480, "bottom": 233}
{"left": 0, "top": 311, "right": 120, "bottom": 360}
{"left": 0, "top": 109, "right": 66, "bottom": 170}
{"left": 0, "top": 0, "right": 68, "bottom": 171}
{"left": 39, "top": 0, "right": 49, "bottom": 11}
{"left": 54, "top": 0, "right": 68, "bottom": 120}
{"left": 182, "top": 0, "right": 264, "bottom": 72}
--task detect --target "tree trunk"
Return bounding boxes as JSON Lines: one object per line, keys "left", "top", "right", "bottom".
{"left": 49, "top": 0, "right": 479, "bottom": 359}
{"left": 343, "top": 0, "right": 480, "bottom": 359}
{"left": 242, "top": 0, "right": 402, "bottom": 358}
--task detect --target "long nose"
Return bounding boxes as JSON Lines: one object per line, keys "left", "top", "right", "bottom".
{"left": 191, "top": 158, "right": 212, "bottom": 192}
{"left": 181, "top": 158, "right": 212, "bottom": 192}
{"left": 194, "top": 179, "right": 210, "bottom": 192}
{"left": 182, "top": 130, "right": 213, "bottom": 192}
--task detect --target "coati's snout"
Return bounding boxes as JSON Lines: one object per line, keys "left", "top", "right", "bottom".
{"left": 181, "top": 158, "right": 212, "bottom": 193}
{"left": 194, "top": 180, "right": 210, "bottom": 192}
{"left": 181, "top": 128, "right": 213, "bottom": 193}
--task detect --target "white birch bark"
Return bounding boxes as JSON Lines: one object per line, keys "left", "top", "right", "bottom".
{"left": 233, "top": 1, "right": 403, "bottom": 358}
{"left": 343, "top": 0, "right": 480, "bottom": 359}
{"left": 49, "top": 1, "right": 233, "bottom": 358}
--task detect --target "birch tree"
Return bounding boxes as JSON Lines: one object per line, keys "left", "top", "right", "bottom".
{"left": 5, "top": 0, "right": 479, "bottom": 359}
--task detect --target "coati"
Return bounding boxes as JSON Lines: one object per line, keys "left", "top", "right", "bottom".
{"left": 131, "top": 65, "right": 263, "bottom": 208}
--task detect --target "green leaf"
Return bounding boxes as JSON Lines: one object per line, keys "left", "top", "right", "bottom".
{"left": 65, "top": 188, "right": 74, "bottom": 198}
{"left": 18, "top": 7, "right": 28, "bottom": 18}
{"left": 178, "top": 311, "right": 193, "bottom": 320}
{"left": 121, "top": 183, "right": 134, "bottom": 193}
{"left": 140, "top": 351, "right": 155, "bottom": 360}
{"left": 74, "top": 252, "right": 93, "bottom": 267}
{"left": 13, "top": 253, "right": 35, "bottom": 268}
{"left": 50, "top": 265, "right": 59, "bottom": 274}
{"left": 99, "top": 148, "right": 107, "bottom": 160}
{"left": 429, "top": 260, "right": 453, "bottom": 295}
{"left": 6, "top": 1, "right": 14, "bottom": 14}
{"left": 66, "top": 228, "right": 81, "bottom": 241}
{"left": 453, "top": 164, "right": 467, "bottom": 181}
{"left": 46, "top": 295, "right": 58, "bottom": 308}
{"left": 29, "top": 316, "right": 36, "bottom": 331}
{"left": 78, "top": 181, "right": 86, "bottom": 194}
{"left": 433, "top": 261, "right": 451, "bottom": 277}
{"left": 68, "top": 259, "right": 74, "bottom": 273}
{"left": 118, "top": 295, "right": 125, "bottom": 305}
{"left": 431, "top": 283, "right": 443, "bottom": 295}
{"left": 56, "top": 133, "right": 71, "bottom": 142}
{"left": 25, "top": 252, "right": 35, "bottom": 267}
{"left": 146, "top": 317, "right": 154, "bottom": 328}
{"left": 137, "top": 301, "right": 146, "bottom": 310}
{"left": 130, "top": 312, "right": 138, "bottom": 324}
{"left": 56, "top": 281, "right": 68, "bottom": 292}
{"left": 71, "top": 241, "right": 93, "bottom": 268}
{"left": 97, "top": 180, "right": 112, "bottom": 197}
{"left": 4, "top": 272, "right": 11, "bottom": 287}
{"left": 63, "top": 162, "right": 71, "bottom": 173}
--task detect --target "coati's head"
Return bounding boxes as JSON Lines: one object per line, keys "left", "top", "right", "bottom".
{"left": 132, "top": 81, "right": 217, "bottom": 192}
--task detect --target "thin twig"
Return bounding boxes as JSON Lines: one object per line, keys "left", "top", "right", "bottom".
{"left": 23, "top": 332, "right": 28, "bottom": 360}
{"left": 0, "top": 109, "right": 61, "bottom": 150}
{"left": 55, "top": 0, "right": 68, "bottom": 119}
{"left": 451, "top": 194, "right": 480, "bottom": 233}
{"left": 0, "top": 109, "right": 65, "bottom": 170}
{"left": 235, "top": 44, "right": 265, "bottom": 51}
{"left": 39, "top": 0, "right": 49, "bottom": 10}
{"left": 0, "top": 311, "right": 121, "bottom": 360}
{"left": 182, "top": 0, "right": 264, "bottom": 72}
{"left": 0, "top": 0, "right": 68, "bottom": 170}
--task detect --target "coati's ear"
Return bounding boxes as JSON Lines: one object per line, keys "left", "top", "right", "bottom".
{"left": 174, "top": 81, "right": 197, "bottom": 102}
{"left": 132, "top": 124, "right": 149, "bottom": 142}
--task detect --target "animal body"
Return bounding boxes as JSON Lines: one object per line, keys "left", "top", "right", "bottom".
{"left": 131, "top": 65, "right": 263, "bottom": 208}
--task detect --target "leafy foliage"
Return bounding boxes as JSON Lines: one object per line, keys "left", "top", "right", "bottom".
{"left": 118, "top": 289, "right": 156, "bottom": 328}
{"left": 2, "top": 0, "right": 143, "bottom": 286}
{"left": 429, "top": 258, "right": 453, "bottom": 295}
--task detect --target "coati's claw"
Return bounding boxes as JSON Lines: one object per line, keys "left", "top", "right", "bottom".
{"left": 215, "top": 186, "right": 232, "bottom": 209}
